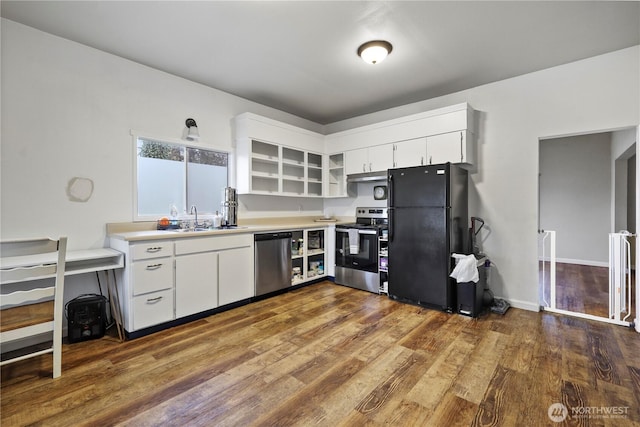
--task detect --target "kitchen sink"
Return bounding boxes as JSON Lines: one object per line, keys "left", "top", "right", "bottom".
{"left": 163, "top": 226, "right": 248, "bottom": 233}
{"left": 163, "top": 228, "right": 211, "bottom": 233}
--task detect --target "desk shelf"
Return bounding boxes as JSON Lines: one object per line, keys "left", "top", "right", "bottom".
{"left": 1, "top": 248, "right": 124, "bottom": 283}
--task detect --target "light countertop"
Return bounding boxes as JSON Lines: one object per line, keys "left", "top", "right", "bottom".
{"left": 107, "top": 217, "right": 352, "bottom": 242}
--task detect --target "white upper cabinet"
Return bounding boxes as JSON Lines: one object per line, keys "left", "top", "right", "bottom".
{"left": 427, "top": 130, "right": 474, "bottom": 165}
{"left": 345, "top": 144, "right": 394, "bottom": 174}
{"left": 247, "top": 140, "right": 281, "bottom": 194}
{"left": 345, "top": 148, "right": 368, "bottom": 175}
{"left": 390, "top": 130, "right": 475, "bottom": 168}
{"left": 326, "top": 153, "right": 348, "bottom": 197}
{"left": 393, "top": 138, "right": 427, "bottom": 168}
{"left": 327, "top": 103, "right": 474, "bottom": 148}
{"left": 368, "top": 144, "right": 395, "bottom": 172}
{"left": 234, "top": 113, "right": 325, "bottom": 197}
{"left": 329, "top": 103, "right": 476, "bottom": 174}
{"left": 306, "top": 152, "right": 323, "bottom": 197}
{"left": 281, "top": 146, "right": 305, "bottom": 195}
{"left": 235, "top": 104, "right": 477, "bottom": 197}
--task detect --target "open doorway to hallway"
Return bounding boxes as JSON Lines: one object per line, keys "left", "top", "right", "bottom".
{"left": 538, "top": 128, "right": 636, "bottom": 323}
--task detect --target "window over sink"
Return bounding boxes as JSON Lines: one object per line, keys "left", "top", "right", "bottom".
{"left": 134, "top": 136, "right": 229, "bottom": 220}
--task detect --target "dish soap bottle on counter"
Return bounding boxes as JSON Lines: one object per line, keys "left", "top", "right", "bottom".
{"left": 178, "top": 210, "right": 192, "bottom": 231}
{"left": 166, "top": 204, "right": 179, "bottom": 229}
{"left": 213, "top": 210, "right": 223, "bottom": 228}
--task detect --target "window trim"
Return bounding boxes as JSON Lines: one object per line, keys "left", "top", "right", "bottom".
{"left": 131, "top": 131, "right": 231, "bottom": 221}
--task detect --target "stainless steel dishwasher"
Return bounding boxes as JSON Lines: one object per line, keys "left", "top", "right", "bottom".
{"left": 254, "top": 232, "right": 293, "bottom": 296}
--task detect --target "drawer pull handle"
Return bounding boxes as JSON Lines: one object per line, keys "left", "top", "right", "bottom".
{"left": 146, "top": 263, "right": 163, "bottom": 270}
{"left": 146, "top": 247, "right": 163, "bottom": 253}
{"left": 146, "top": 296, "right": 163, "bottom": 304}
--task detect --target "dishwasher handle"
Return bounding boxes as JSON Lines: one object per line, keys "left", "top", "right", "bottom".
{"left": 254, "top": 232, "right": 293, "bottom": 242}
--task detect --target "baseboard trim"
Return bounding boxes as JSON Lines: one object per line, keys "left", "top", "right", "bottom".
{"left": 538, "top": 257, "right": 608, "bottom": 268}
{"left": 543, "top": 307, "right": 633, "bottom": 327}
{"left": 493, "top": 297, "right": 539, "bottom": 312}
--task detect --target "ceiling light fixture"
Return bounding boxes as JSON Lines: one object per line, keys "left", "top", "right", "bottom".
{"left": 357, "top": 40, "right": 393, "bottom": 65}
{"left": 184, "top": 118, "right": 199, "bottom": 141}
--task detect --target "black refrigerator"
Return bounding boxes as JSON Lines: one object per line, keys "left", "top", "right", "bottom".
{"left": 387, "top": 163, "right": 468, "bottom": 311}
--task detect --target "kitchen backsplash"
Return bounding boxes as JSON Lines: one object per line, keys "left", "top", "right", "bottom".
{"left": 238, "top": 181, "right": 386, "bottom": 219}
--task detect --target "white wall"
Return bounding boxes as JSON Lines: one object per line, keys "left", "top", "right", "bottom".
{"left": 539, "top": 133, "right": 612, "bottom": 265}
{"left": 326, "top": 46, "right": 640, "bottom": 310}
{"left": 323, "top": 182, "right": 386, "bottom": 216}
{"left": 613, "top": 128, "right": 639, "bottom": 159}
{"left": 0, "top": 19, "right": 326, "bottom": 304}
{"left": 2, "top": 18, "right": 639, "bottom": 311}
{"left": 628, "top": 156, "right": 636, "bottom": 235}
{"left": 0, "top": 19, "right": 323, "bottom": 250}
{"left": 612, "top": 128, "right": 637, "bottom": 232}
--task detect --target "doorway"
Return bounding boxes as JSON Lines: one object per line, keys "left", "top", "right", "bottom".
{"left": 538, "top": 128, "right": 636, "bottom": 325}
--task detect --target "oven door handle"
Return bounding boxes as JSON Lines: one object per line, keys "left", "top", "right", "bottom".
{"left": 336, "top": 228, "right": 378, "bottom": 235}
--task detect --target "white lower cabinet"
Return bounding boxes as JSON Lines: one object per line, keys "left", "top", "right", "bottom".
{"left": 110, "top": 233, "right": 254, "bottom": 335}
{"left": 132, "top": 260, "right": 173, "bottom": 295}
{"left": 124, "top": 241, "right": 176, "bottom": 331}
{"left": 132, "top": 289, "right": 174, "bottom": 331}
{"left": 219, "top": 246, "right": 254, "bottom": 306}
{"left": 130, "top": 255, "right": 175, "bottom": 330}
{"left": 175, "top": 251, "right": 218, "bottom": 318}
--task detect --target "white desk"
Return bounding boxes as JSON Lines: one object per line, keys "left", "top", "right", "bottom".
{"left": 1, "top": 247, "right": 125, "bottom": 341}
{"left": 0, "top": 248, "right": 123, "bottom": 280}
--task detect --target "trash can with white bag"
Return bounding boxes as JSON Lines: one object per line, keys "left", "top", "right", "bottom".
{"left": 450, "top": 254, "right": 487, "bottom": 317}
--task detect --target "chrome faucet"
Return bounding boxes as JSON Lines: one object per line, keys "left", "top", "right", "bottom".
{"left": 189, "top": 205, "right": 199, "bottom": 228}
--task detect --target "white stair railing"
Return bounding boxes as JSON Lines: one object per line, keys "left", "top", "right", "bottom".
{"left": 539, "top": 230, "right": 633, "bottom": 327}
{"left": 609, "top": 232, "right": 634, "bottom": 322}
{"left": 539, "top": 230, "right": 556, "bottom": 309}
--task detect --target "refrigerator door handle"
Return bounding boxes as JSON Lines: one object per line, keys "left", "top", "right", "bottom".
{"left": 388, "top": 173, "right": 394, "bottom": 242}
{"left": 388, "top": 173, "right": 394, "bottom": 207}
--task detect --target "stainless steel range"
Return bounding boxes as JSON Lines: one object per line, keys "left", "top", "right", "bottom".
{"left": 335, "top": 207, "right": 388, "bottom": 293}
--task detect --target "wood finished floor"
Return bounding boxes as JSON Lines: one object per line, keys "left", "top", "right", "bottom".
{"left": 2, "top": 281, "right": 640, "bottom": 426}
{"left": 539, "top": 262, "right": 636, "bottom": 319}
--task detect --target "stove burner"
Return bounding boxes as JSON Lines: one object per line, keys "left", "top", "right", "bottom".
{"left": 341, "top": 206, "right": 389, "bottom": 233}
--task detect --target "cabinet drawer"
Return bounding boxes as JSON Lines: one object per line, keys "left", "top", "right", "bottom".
{"left": 175, "top": 234, "right": 253, "bottom": 255}
{"left": 131, "top": 242, "right": 173, "bottom": 261}
{"left": 132, "top": 260, "right": 173, "bottom": 295}
{"left": 132, "top": 289, "right": 174, "bottom": 330}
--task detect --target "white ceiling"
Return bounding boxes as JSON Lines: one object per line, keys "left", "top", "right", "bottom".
{"left": 2, "top": 1, "right": 639, "bottom": 124}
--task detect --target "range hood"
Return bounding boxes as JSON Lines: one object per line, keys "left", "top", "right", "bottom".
{"left": 346, "top": 171, "right": 388, "bottom": 183}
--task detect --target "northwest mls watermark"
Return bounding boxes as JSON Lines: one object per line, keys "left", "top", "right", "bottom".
{"left": 548, "top": 403, "right": 630, "bottom": 423}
